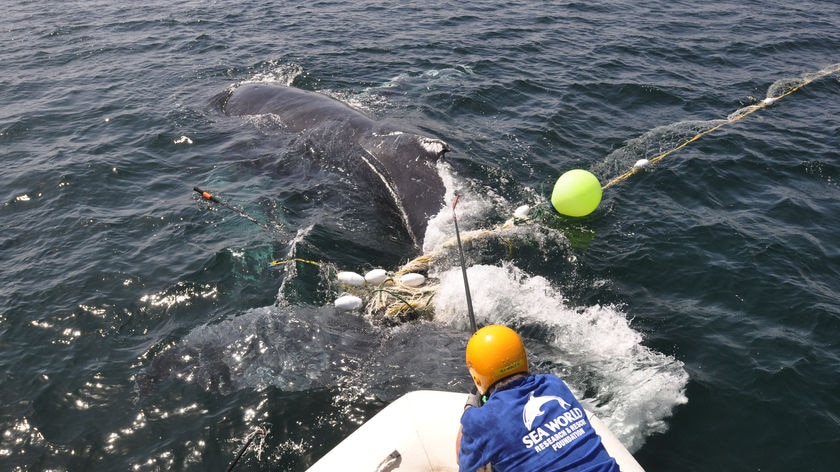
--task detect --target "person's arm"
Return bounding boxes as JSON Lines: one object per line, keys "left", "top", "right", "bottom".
{"left": 456, "top": 426, "right": 491, "bottom": 472}
{"left": 457, "top": 403, "right": 492, "bottom": 472}
{"left": 457, "top": 390, "right": 481, "bottom": 459}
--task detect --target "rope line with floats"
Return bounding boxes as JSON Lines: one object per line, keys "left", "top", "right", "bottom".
{"left": 192, "top": 186, "right": 439, "bottom": 316}
{"left": 195, "top": 65, "right": 840, "bottom": 323}
{"left": 192, "top": 184, "right": 518, "bottom": 321}
{"left": 603, "top": 63, "right": 840, "bottom": 189}
{"left": 326, "top": 65, "right": 840, "bottom": 322}
{"left": 552, "top": 64, "right": 840, "bottom": 215}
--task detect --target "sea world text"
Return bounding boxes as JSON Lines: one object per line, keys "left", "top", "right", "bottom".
{"left": 522, "top": 407, "right": 586, "bottom": 452}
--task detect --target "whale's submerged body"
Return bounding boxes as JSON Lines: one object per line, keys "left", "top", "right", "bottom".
{"left": 220, "top": 83, "right": 450, "bottom": 246}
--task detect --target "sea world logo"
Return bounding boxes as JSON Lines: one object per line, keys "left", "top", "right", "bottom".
{"left": 521, "top": 392, "right": 588, "bottom": 453}
{"left": 522, "top": 392, "right": 571, "bottom": 429}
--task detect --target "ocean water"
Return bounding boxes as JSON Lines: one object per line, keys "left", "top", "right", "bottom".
{"left": 2, "top": 1, "right": 839, "bottom": 471}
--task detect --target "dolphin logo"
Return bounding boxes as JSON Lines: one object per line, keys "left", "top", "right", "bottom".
{"left": 522, "top": 392, "right": 572, "bottom": 430}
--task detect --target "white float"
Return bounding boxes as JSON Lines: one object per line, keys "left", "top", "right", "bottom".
{"left": 334, "top": 294, "right": 363, "bottom": 311}
{"left": 337, "top": 271, "right": 366, "bottom": 287}
{"left": 399, "top": 273, "right": 426, "bottom": 287}
{"left": 513, "top": 204, "right": 530, "bottom": 219}
{"left": 364, "top": 269, "right": 388, "bottom": 285}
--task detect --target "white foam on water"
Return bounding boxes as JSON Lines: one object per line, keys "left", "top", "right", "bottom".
{"left": 243, "top": 61, "right": 304, "bottom": 86}
{"left": 378, "top": 67, "right": 475, "bottom": 91}
{"left": 422, "top": 162, "right": 497, "bottom": 253}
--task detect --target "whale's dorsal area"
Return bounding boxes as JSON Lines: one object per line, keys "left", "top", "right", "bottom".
{"left": 220, "top": 83, "right": 450, "bottom": 246}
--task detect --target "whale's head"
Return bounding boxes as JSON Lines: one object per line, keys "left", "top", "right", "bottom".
{"left": 219, "top": 83, "right": 452, "bottom": 248}
{"left": 360, "top": 131, "right": 449, "bottom": 246}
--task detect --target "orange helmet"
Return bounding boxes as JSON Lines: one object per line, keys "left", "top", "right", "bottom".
{"left": 466, "top": 325, "right": 529, "bottom": 394}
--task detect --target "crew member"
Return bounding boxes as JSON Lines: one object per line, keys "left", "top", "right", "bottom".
{"left": 457, "top": 325, "right": 620, "bottom": 472}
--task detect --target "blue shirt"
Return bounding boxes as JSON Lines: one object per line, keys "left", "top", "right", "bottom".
{"left": 459, "top": 374, "right": 620, "bottom": 472}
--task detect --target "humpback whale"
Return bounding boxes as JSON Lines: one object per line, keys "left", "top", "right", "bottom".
{"left": 219, "top": 83, "right": 450, "bottom": 246}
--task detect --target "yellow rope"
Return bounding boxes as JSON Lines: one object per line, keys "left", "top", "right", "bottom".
{"left": 602, "top": 64, "right": 840, "bottom": 190}
{"left": 361, "top": 217, "right": 535, "bottom": 320}
{"left": 269, "top": 257, "right": 321, "bottom": 267}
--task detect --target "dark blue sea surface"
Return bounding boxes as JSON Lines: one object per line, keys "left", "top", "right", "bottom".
{"left": 2, "top": 1, "right": 839, "bottom": 471}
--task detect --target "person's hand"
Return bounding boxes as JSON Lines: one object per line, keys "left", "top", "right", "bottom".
{"left": 465, "top": 387, "right": 482, "bottom": 409}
